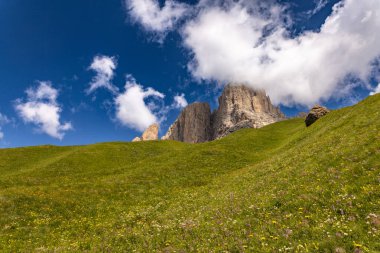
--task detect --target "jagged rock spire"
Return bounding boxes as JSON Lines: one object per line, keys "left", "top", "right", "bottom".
{"left": 212, "top": 84, "right": 285, "bottom": 139}
{"left": 163, "top": 84, "right": 285, "bottom": 143}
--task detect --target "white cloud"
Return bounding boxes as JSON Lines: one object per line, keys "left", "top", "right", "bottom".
{"left": 15, "top": 82, "right": 72, "bottom": 140}
{"left": 370, "top": 83, "right": 380, "bottom": 95}
{"left": 115, "top": 75, "right": 165, "bottom": 131}
{"left": 87, "top": 55, "right": 118, "bottom": 94}
{"left": 308, "top": 0, "right": 329, "bottom": 16}
{"left": 0, "top": 113, "right": 10, "bottom": 140}
{"left": 87, "top": 55, "right": 186, "bottom": 132}
{"left": 126, "top": 0, "right": 189, "bottom": 33}
{"left": 0, "top": 113, "right": 10, "bottom": 125}
{"left": 0, "top": 117, "right": 9, "bottom": 140}
{"left": 183, "top": 0, "right": 380, "bottom": 106}
{"left": 173, "top": 93, "right": 188, "bottom": 108}
{"left": 26, "top": 83, "right": 58, "bottom": 101}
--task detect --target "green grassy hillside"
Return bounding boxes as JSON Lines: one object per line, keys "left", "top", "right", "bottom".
{"left": 1, "top": 94, "right": 379, "bottom": 252}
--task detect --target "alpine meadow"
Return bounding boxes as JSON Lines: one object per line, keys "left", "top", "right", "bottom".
{"left": 1, "top": 94, "right": 379, "bottom": 252}
{"left": 1, "top": 0, "right": 380, "bottom": 252}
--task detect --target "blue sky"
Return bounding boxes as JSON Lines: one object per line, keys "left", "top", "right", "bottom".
{"left": 0, "top": 0, "right": 379, "bottom": 147}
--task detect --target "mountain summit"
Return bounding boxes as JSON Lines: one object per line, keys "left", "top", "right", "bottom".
{"left": 163, "top": 84, "right": 285, "bottom": 143}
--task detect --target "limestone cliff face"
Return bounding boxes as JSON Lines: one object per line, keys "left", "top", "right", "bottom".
{"left": 142, "top": 123, "right": 159, "bottom": 141}
{"left": 163, "top": 84, "right": 285, "bottom": 143}
{"left": 212, "top": 84, "right": 285, "bottom": 139}
{"left": 162, "top": 103, "right": 212, "bottom": 143}
{"left": 131, "top": 123, "right": 159, "bottom": 142}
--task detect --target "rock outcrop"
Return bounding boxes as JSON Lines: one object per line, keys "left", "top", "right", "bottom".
{"left": 212, "top": 84, "right": 285, "bottom": 139}
{"left": 305, "top": 105, "right": 330, "bottom": 127}
{"left": 132, "top": 137, "right": 141, "bottom": 142}
{"left": 142, "top": 123, "right": 159, "bottom": 141}
{"left": 163, "top": 84, "right": 286, "bottom": 143}
{"left": 162, "top": 103, "right": 212, "bottom": 143}
{"left": 131, "top": 123, "right": 159, "bottom": 142}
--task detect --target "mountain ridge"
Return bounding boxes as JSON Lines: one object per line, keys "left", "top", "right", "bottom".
{"left": 163, "top": 84, "right": 285, "bottom": 143}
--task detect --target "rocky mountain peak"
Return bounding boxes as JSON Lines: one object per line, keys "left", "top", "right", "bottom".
{"left": 162, "top": 84, "right": 285, "bottom": 143}
{"left": 212, "top": 84, "right": 285, "bottom": 139}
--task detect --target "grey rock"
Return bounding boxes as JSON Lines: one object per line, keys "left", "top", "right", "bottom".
{"left": 163, "top": 84, "right": 285, "bottom": 143}
{"left": 162, "top": 103, "right": 212, "bottom": 143}
{"left": 212, "top": 84, "right": 285, "bottom": 139}
{"left": 305, "top": 105, "right": 330, "bottom": 127}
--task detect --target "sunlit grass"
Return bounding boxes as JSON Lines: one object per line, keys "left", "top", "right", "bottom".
{"left": 0, "top": 94, "right": 379, "bottom": 252}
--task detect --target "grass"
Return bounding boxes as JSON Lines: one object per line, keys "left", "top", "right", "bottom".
{"left": 0, "top": 94, "right": 379, "bottom": 252}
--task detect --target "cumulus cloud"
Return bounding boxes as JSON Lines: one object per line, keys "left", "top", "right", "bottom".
{"left": 173, "top": 93, "right": 188, "bottom": 108}
{"left": 370, "top": 84, "right": 380, "bottom": 95}
{"left": 87, "top": 55, "right": 118, "bottom": 94}
{"left": 183, "top": 0, "right": 380, "bottom": 106}
{"left": 15, "top": 82, "right": 72, "bottom": 140}
{"left": 86, "top": 55, "right": 185, "bottom": 132}
{"left": 126, "top": 0, "right": 189, "bottom": 33}
{"left": 115, "top": 75, "right": 165, "bottom": 131}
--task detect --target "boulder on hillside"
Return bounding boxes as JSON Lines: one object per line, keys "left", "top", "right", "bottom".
{"left": 305, "top": 105, "right": 330, "bottom": 127}
{"left": 141, "top": 123, "right": 159, "bottom": 141}
{"left": 132, "top": 137, "right": 141, "bottom": 142}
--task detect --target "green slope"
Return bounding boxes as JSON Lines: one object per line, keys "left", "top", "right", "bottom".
{"left": 0, "top": 94, "right": 379, "bottom": 252}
